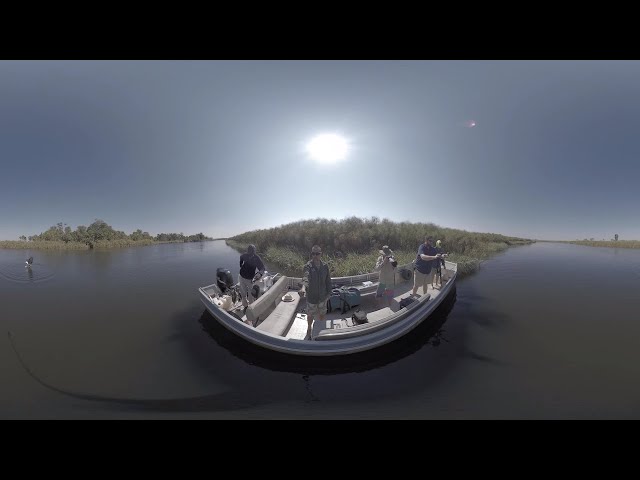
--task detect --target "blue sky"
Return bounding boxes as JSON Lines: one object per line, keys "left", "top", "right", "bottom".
{"left": 1, "top": 60, "right": 639, "bottom": 241}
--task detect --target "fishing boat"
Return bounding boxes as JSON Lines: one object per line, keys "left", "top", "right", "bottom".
{"left": 198, "top": 260, "right": 457, "bottom": 356}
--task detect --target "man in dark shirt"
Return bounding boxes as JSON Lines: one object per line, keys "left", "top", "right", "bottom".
{"left": 238, "top": 244, "right": 265, "bottom": 309}
{"left": 412, "top": 236, "right": 442, "bottom": 296}
{"left": 299, "top": 245, "right": 332, "bottom": 340}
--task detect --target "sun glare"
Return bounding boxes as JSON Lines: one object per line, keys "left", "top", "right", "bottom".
{"left": 306, "top": 134, "right": 349, "bottom": 164}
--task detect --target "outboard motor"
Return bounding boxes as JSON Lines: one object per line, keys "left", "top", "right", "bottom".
{"left": 216, "top": 268, "right": 234, "bottom": 293}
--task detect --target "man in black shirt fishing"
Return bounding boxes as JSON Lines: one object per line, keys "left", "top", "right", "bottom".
{"left": 238, "top": 244, "right": 265, "bottom": 309}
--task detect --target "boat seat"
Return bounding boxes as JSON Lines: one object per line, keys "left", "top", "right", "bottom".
{"left": 363, "top": 307, "right": 394, "bottom": 323}
{"left": 315, "top": 294, "right": 430, "bottom": 341}
{"left": 257, "top": 291, "right": 301, "bottom": 336}
{"left": 245, "top": 276, "right": 289, "bottom": 326}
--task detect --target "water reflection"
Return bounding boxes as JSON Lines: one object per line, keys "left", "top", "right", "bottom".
{"left": 5, "top": 241, "right": 640, "bottom": 418}
{"left": 6, "top": 330, "right": 279, "bottom": 414}
{"left": 632, "top": 262, "right": 640, "bottom": 279}
{"left": 197, "top": 287, "right": 458, "bottom": 376}
{"left": 429, "top": 328, "right": 449, "bottom": 347}
{"left": 302, "top": 375, "right": 320, "bottom": 403}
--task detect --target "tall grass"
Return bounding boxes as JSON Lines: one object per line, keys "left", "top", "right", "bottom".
{"left": 227, "top": 217, "right": 534, "bottom": 277}
{"left": 92, "top": 239, "right": 158, "bottom": 248}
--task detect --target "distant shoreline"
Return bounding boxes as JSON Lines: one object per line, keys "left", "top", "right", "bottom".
{"left": 543, "top": 240, "right": 640, "bottom": 249}
{"left": 2, "top": 219, "right": 220, "bottom": 250}
{"left": 0, "top": 239, "right": 214, "bottom": 250}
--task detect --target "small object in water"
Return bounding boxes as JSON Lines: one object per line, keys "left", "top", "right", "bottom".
{"left": 25, "top": 256, "right": 33, "bottom": 267}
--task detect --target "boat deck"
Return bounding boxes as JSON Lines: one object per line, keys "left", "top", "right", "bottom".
{"left": 201, "top": 266, "right": 453, "bottom": 341}
{"left": 304, "top": 280, "right": 447, "bottom": 340}
{"left": 253, "top": 279, "right": 448, "bottom": 340}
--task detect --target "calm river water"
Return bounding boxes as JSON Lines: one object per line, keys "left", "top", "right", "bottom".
{"left": 1, "top": 240, "right": 639, "bottom": 418}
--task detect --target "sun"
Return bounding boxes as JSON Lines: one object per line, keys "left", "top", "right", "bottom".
{"left": 306, "top": 134, "right": 350, "bottom": 164}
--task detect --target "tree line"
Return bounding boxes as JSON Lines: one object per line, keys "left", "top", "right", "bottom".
{"left": 20, "top": 220, "right": 211, "bottom": 248}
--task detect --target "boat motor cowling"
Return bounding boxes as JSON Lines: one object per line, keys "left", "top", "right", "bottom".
{"left": 216, "top": 268, "right": 234, "bottom": 292}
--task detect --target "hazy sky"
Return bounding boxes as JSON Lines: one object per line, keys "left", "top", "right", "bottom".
{"left": 1, "top": 60, "right": 639, "bottom": 241}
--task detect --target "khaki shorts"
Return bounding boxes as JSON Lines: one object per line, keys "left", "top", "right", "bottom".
{"left": 414, "top": 268, "right": 432, "bottom": 294}
{"left": 238, "top": 275, "right": 255, "bottom": 307}
{"left": 307, "top": 300, "right": 327, "bottom": 316}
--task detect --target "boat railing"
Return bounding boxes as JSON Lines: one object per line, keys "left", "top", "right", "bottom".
{"left": 283, "top": 261, "right": 415, "bottom": 290}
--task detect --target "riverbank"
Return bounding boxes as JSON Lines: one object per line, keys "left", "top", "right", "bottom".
{"left": 226, "top": 240, "right": 528, "bottom": 277}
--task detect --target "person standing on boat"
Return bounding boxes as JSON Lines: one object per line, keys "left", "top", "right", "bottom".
{"left": 299, "top": 245, "right": 332, "bottom": 340}
{"left": 433, "top": 239, "right": 447, "bottom": 289}
{"left": 374, "top": 245, "right": 397, "bottom": 307}
{"left": 412, "top": 236, "right": 442, "bottom": 296}
{"left": 238, "top": 244, "right": 265, "bottom": 309}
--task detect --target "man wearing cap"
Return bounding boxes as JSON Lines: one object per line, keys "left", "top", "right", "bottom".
{"left": 238, "top": 244, "right": 265, "bottom": 310}
{"left": 412, "top": 236, "right": 442, "bottom": 296}
{"left": 299, "top": 245, "right": 332, "bottom": 340}
{"left": 375, "top": 245, "right": 397, "bottom": 307}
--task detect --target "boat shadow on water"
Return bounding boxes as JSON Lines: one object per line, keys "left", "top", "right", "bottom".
{"left": 197, "top": 286, "right": 458, "bottom": 376}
